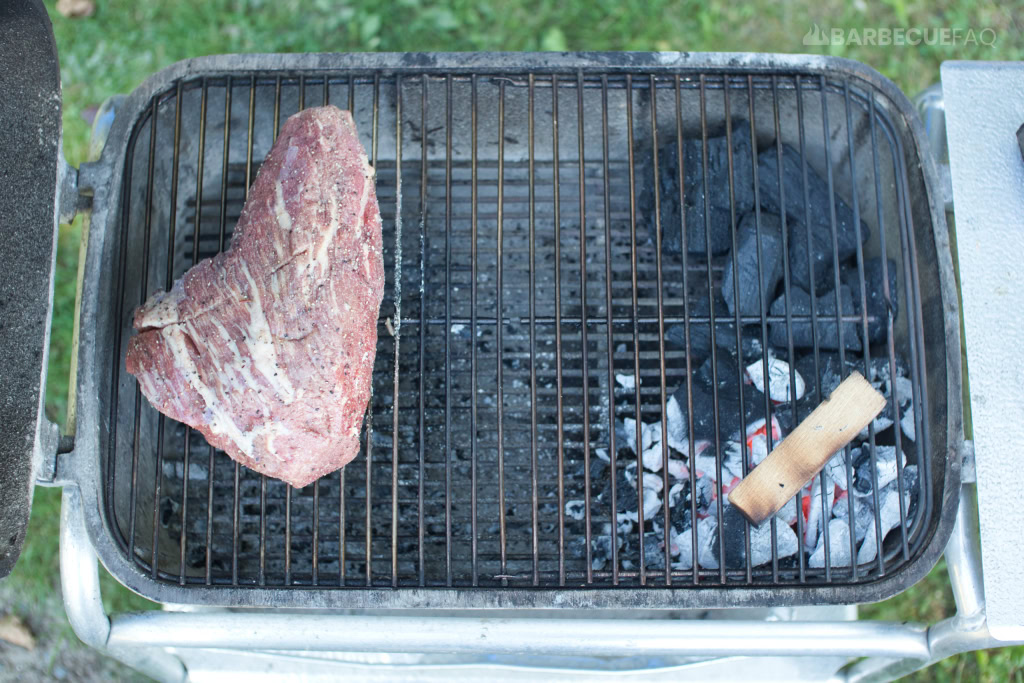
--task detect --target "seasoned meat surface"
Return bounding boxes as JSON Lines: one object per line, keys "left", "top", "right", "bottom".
{"left": 126, "top": 106, "right": 383, "bottom": 488}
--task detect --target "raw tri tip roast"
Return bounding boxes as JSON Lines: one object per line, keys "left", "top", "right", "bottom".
{"left": 125, "top": 105, "right": 384, "bottom": 489}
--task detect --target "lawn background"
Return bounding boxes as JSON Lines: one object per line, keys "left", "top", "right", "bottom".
{"left": 10, "top": 0, "right": 1023, "bottom": 680}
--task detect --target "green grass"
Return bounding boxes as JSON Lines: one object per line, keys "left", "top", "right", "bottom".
{"left": 860, "top": 560, "right": 1024, "bottom": 682}
{"left": 26, "top": 0, "right": 1024, "bottom": 679}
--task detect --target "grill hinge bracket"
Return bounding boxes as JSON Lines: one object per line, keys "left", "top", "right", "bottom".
{"left": 33, "top": 418, "right": 61, "bottom": 485}
{"left": 960, "top": 440, "right": 976, "bottom": 484}
{"left": 36, "top": 439, "right": 76, "bottom": 487}
{"left": 57, "top": 157, "right": 80, "bottom": 225}
{"left": 939, "top": 163, "right": 954, "bottom": 214}
{"left": 77, "top": 160, "right": 105, "bottom": 196}
{"left": 35, "top": 420, "right": 75, "bottom": 487}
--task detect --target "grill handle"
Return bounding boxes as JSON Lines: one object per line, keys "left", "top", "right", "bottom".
{"left": 56, "top": 474, "right": 1007, "bottom": 679}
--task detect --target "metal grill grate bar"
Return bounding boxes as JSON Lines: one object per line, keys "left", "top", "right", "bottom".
{"left": 648, "top": 74, "right": 672, "bottom": 585}
{"left": 391, "top": 73, "right": 403, "bottom": 589}
{"left": 552, "top": 74, "right": 567, "bottom": 586}
{"left": 444, "top": 74, "right": 454, "bottom": 587}
{"left": 417, "top": 74, "right": 429, "bottom": 587}
{"left": 528, "top": 73, "right": 541, "bottom": 587}
{"left": 625, "top": 74, "right": 645, "bottom": 584}
{"left": 365, "top": 72, "right": 380, "bottom": 587}
{"left": 868, "top": 93, "right": 892, "bottom": 575}
{"left": 151, "top": 81, "right": 183, "bottom": 579}
{"left": 178, "top": 77, "right": 207, "bottom": 586}
{"left": 469, "top": 73, "right": 479, "bottom": 587}
{"left": 496, "top": 80, "right": 508, "bottom": 583}
{"left": 748, "top": 77, "right": 778, "bottom": 585}
{"left": 578, "top": 71, "right": 594, "bottom": 584}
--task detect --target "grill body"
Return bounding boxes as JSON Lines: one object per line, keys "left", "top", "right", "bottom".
{"left": 68, "top": 53, "right": 961, "bottom": 608}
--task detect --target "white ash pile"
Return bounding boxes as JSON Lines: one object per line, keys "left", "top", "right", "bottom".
{"left": 572, "top": 354, "right": 920, "bottom": 573}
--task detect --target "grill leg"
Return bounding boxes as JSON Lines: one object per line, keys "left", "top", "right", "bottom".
{"left": 60, "top": 486, "right": 187, "bottom": 682}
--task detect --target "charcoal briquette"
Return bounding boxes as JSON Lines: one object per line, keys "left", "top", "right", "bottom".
{"left": 672, "top": 356, "right": 761, "bottom": 442}
{"left": 670, "top": 480, "right": 693, "bottom": 535}
{"left": 565, "top": 500, "right": 587, "bottom": 521}
{"left": 594, "top": 466, "right": 639, "bottom": 518}
{"left": 665, "top": 288, "right": 735, "bottom": 362}
{"left": 718, "top": 505, "right": 748, "bottom": 569}
{"left": 694, "top": 475, "right": 715, "bottom": 512}
{"left": 793, "top": 352, "right": 846, "bottom": 404}
{"left": 639, "top": 122, "right": 755, "bottom": 256}
{"left": 644, "top": 532, "right": 670, "bottom": 569}
{"left": 695, "top": 352, "right": 741, "bottom": 393}
{"left": 589, "top": 456, "right": 609, "bottom": 484}
{"left": 768, "top": 284, "right": 863, "bottom": 351}
{"left": 722, "top": 212, "right": 785, "bottom": 317}
{"left": 733, "top": 335, "right": 767, "bottom": 363}
{"left": 809, "top": 518, "right": 853, "bottom": 568}
{"left": 851, "top": 445, "right": 903, "bottom": 497}
{"left": 841, "top": 257, "right": 899, "bottom": 343}
{"left": 832, "top": 488, "right": 875, "bottom": 543}
{"left": 567, "top": 536, "right": 589, "bottom": 562}
{"left": 666, "top": 321, "right": 764, "bottom": 367}
{"left": 757, "top": 144, "right": 869, "bottom": 292}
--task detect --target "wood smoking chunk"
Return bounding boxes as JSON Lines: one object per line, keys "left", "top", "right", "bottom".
{"left": 729, "top": 371, "right": 887, "bottom": 526}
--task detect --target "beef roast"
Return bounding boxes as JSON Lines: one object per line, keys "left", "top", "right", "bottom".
{"left": 125, "top": 106, "right": 384, "bottom": 488}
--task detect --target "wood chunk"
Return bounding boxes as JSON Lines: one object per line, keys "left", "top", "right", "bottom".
{"left": 729, "top": 371, "right": 886, "bottom": 526}
{"left": 0, "top": 614, "right": 35, "bottom": 650}
{"left": 56, "top": 0, "right": 95, "bottom": 18}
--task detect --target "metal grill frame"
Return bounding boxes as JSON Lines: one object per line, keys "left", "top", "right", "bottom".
{"left": 65, "top": 52, "right": 962, "bottom": 609}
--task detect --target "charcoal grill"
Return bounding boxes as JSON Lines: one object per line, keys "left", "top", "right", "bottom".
{"left": 87, "top": 58, "right": 950, "bottom": 604}
{"left": 4, "top": 0, "right": 1023, "bottom": 679}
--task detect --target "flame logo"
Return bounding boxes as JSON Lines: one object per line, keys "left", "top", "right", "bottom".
{"left": 802, "top": 23, "right": 830, "bottom": 46}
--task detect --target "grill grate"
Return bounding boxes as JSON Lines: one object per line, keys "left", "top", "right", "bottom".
{"left": 106, "top": 66, "right": 933, "bottom": 593}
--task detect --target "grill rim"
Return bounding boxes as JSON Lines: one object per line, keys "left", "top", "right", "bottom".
{"left": 67, "top": 52, "right": 962, "bottom": 609}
